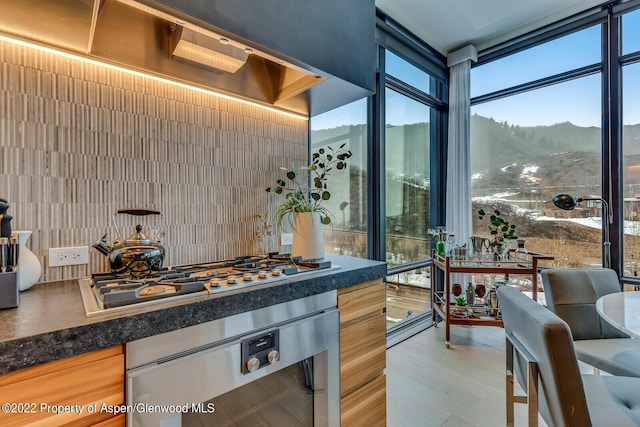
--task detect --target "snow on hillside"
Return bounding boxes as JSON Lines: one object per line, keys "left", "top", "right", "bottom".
{"left": 536, "top": 216, "right": 640, "bottom": 236}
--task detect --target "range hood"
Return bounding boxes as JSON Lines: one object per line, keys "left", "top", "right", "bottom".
{"left": 169, "top": 26, "right": 249, "bottom": 74}
{"left": 0, "top": 0, "right": 373, "bottom": 116}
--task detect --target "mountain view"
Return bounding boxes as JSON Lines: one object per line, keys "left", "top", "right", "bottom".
{"left": 471, "top": 113, "right": 640, "bottom": 201}
{"left": 471, "top": 114, "right": 640, "bottom": 271}
{"left": 313, "top": 115, "right": 640, "bottom": 271}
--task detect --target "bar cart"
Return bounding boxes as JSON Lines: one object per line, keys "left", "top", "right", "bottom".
{"left": 431, "top": 249, "right": 553, "bottom": 348}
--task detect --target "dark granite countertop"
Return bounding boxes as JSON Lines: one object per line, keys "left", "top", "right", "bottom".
{"left": 0, "top": 253, "right": 386, "bottom": 375}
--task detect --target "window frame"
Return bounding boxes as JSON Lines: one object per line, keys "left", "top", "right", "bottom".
{"left": 375, "top": 12, "right": 448, "bottom": 274}
{"left": 469, "top": 0, "right": 640, "bottom": 282}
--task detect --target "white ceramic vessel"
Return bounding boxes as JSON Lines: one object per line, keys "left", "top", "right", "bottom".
{"left": 15, "top": 230, "right": 41, "bottom": 291}
{"left": 292, "top": 212, "right": 324, "bottom": 260}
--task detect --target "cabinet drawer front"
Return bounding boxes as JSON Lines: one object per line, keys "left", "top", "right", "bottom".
{"left": 0, "top": 347, "right": 124, "bottom": 427}
{"left": 341, "top": 374, "right": 386, "bottom": 427}
{"left": 340, "top": 313, "right": 386, "bottom": 395}
{"left": 91, "top": 414, "right": 125, "bottom": 427}
{"left": 0, "top": 346, "right": 123, "bottom": 386}
{"left": 338, "top": 279, "right": 385, "bottom": 325}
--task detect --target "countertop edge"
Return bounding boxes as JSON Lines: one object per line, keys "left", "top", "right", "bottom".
{"left": 0, "top": 255, "right": 386, "bottom": 374}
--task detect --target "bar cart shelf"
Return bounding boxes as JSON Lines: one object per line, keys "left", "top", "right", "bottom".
{"left": 431, "top": 249, "right": 553, "bottom": 348}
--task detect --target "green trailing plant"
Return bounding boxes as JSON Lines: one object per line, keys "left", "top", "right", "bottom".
{"left": 266, "top": 144, "right": 352, "bottom": 227}
{"left": 477, "top": 208, "right": 517, "bottom": 244}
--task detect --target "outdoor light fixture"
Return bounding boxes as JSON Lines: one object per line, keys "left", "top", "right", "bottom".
{"left": 551, "top": 193, "right": 611, "bottom": 268}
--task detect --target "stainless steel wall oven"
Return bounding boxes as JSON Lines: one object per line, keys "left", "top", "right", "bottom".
{"left": 125, "top": 292, "right": 340, "bottom": 426}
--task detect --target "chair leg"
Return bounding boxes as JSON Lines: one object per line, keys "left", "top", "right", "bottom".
{"left": 506, "top": 369, "right": 515, "bottom": 427}
{"left": 527, "top": 361, "right": 539, "bottom": 427}
{"left": 506, "top": 336, "right": 539, "bottom": 427}
{"left": 506, "top": 339, "right": 515, "bottom": 427}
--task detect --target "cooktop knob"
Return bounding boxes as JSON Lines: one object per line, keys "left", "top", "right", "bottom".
{"left": 227, "top": 275, "right": 239, "bottom": 284}
{"left": 243, "top": 273, "right": 254, "bottom": 282}
{"left": 257, "top": 271, "right": 268, "bottom": 279}
{"left": 272, "top": 268, "right": 281, "bottom": 276}
{"left": 246, "top": 357, "right": 260, "bottom": 372}
{"left": 267, "top": 350, "right": 280, "bottom": 364}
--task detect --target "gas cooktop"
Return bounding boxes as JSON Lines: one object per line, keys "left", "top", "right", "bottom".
{"left": 79, "top": 253, "right": 340, "bottom": 317}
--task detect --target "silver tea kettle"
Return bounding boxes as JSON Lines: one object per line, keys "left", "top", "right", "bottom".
{"left": 93, "top": 209, "right": 165, "bottom": 278}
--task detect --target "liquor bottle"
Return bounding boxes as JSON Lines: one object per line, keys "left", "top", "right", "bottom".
{"left": 466, "top": 283, "right": 474, "bottom": 306}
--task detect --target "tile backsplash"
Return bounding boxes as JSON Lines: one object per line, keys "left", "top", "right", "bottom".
{"left": 0, "top": 39, "right": 308, "bottom": 282}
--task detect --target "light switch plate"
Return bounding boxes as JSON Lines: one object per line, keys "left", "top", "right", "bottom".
{"left": 280, "top": 233, "right": 294, "bottom": 246}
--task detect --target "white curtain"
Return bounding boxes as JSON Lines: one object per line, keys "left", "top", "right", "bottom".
{"left": 446, "top": 59, "right": 473, "bottom": 251}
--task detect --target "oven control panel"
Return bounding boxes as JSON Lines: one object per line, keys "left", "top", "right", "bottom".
{"left": 241, "top": 329, "right": 280, "bottom": 374}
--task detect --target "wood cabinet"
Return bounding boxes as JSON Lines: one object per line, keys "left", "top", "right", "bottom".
{"left": 338, "top": 279, "right": 386, "bottom": 427}
{"left": 432, "top": 251, "right": 553, "bottom": 348}
{"left": 0, "top": 345, "right": 125, "bottom": 427}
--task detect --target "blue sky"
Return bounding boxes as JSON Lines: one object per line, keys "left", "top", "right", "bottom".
{"left": 472, "top": 11, "right": 640, "bottom": 127}
{"left": 312, "top": 9, "right": 640, "bottom": 130}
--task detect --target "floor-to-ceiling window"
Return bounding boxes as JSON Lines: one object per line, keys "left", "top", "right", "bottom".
{"left": 310, "top": 99, "right": 368, "bottom": 257}
{"left": 311, "top": 3, "right": 640, "bottom": 344}
{"left": 379, "top": 38, "right": 447, "bottom": 341}
{"left": 622, "top": 8, "right": 640, "bottom": 279}
{"left": 385, "top": 85, "right": 432, "bottom": 265}
{"left": 471, "top": 2, "right": 640, "bottom": 288}
{"left": 384, "top": 85, "right": 432, "bottom": 325}
{"left": 471, "top": 22, "right": 604, "bottom": 288}
{"left": 310, "top": 11, "right": 449, "bottom": 344}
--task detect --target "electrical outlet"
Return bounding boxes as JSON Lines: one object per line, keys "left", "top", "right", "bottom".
{"left": 48, "top": 246, "right": 90, "bottom": 267}
{"left": 280, "top": 233, "right": 294, "bottom": 246}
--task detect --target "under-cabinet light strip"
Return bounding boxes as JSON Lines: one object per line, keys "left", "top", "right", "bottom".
{"left": 0, "top": 33, "right": 309, "bottom": 120}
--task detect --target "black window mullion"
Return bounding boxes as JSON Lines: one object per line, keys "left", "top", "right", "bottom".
{"left": 471, "top": 63, "right": 602, "bottom": 106}
{"left": 608, "top": 12, "right": 624, "bottom": 277}
{"left": 478, "top": 7, "right": 608, "bottom": 66}
{"left": 621, "top": 51, "right": 640, "bottom": 66}
{"left": 612, "top": 0, "right": 640, "bottom": 17}
{"left": 369, "top": 46, "right": 386, "bottom": 262}
{"left": 375, "top": 9, "right": 448, "bottom": 81}
{"left": 386, "top": 75, "right": 446, "bottom": 109}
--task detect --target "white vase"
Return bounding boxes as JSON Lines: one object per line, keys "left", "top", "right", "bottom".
{"left": 292, "top": 212, "right": 325, "bottom": 260}
{"left": 15, "top": 230, "right": 42, "bottom": 291}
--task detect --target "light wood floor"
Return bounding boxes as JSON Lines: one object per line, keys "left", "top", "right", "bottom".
{"left": 386, "top": 323, "right": 549, "bottom": 427}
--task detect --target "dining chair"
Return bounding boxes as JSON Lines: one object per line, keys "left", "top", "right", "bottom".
{"left": 541, "top": 268, "right": 640, "bottom": 377}
{"left": 498, "top": 285, "right": 640, "bottom": 427}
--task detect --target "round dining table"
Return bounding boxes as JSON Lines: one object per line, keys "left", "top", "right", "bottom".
{"left": 595, "top": 291, "right": 640, "bottom": 338}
